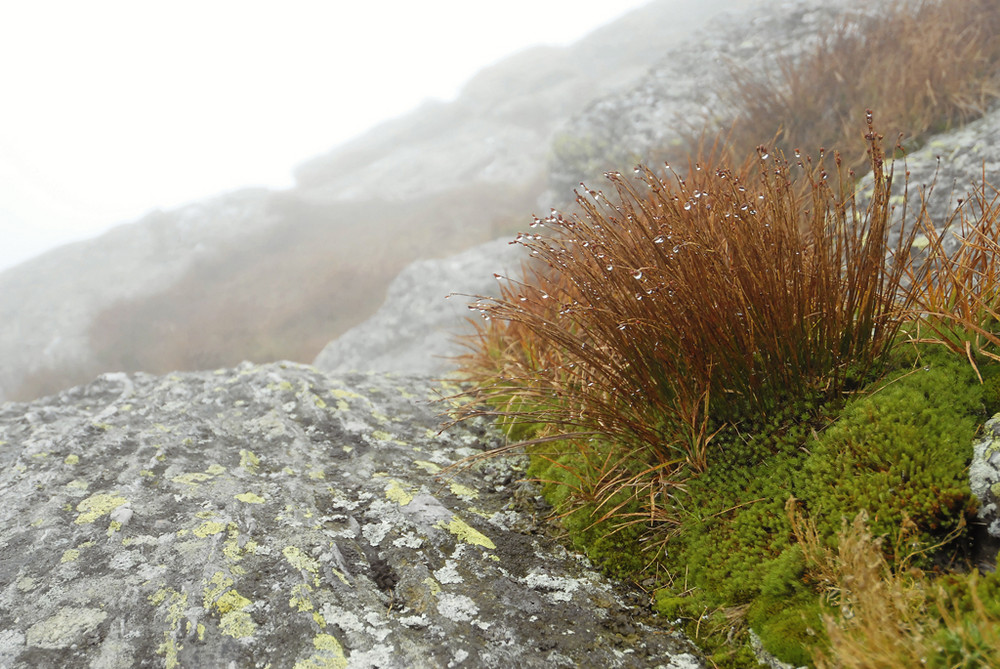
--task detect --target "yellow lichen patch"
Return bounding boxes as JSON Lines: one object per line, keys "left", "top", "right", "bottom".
{"left": 64, "top": 454, "right": 79, "bottom": 465}
{"left": 60, "top": 549, "right": 80, "bottom": 563}
{"left": 371, "top": 430, "right": 406, "bottom": 446}
{"left": 435, "top": 517, "right": 496, "bottom": 550}
{"left": 74, "top": 493, "right": 128, "bottom": 525}
{"left": 307, "top": 468, "right": 326, "bottom": 480}
{"left": 219, "top": 609, "right": 256, "bottom": 639}
{"left": 294, "top": 633, "right": 348, "bottom": 669}
{"left": 413, "top": 460, "right": 442, "bottom": 475}
{"left": 239, "top": 449, "right": 261, "bottom": 474}
{"left": 148, "top": 587, "right": 188, "bottom": 668}
{"left": 422, "top": 577, "right": 441, "bottom": 596}
{"left": 203, "top": 572, "right": 234, "bottom": 609}
{"left": 467, "top": 507, "right": 492, "bottom": 519}
{"left": 371, "top": 410, "right": 390, "bottom": 424}
{"left": 289, "top": 584, "right": 315, "bottom": 612}
{"left": 314, "top": 395, "right": 328, "bottom": 409}
{"left": 330, "top": 388, "right": 362, "bottom": 400}
{"left": 283, "top": 546, "right": 321, "bottom": 586}
{"left": 172, "top": 463, "right": 226, "bottom": 487}
{"left": 140, "top": 470, "right": 155, "bottom": 478}
{"left": 195, "top": 511, "right": 217, "bottom": 519}
{"left": 216, "top": 589, "right": 252, "bottom": 614}
{"left": 448, "top": 483, "right": 479, "bottom": 500}
{"left": 203, "top": 572, "right": 257, "bottom": 639}
{"left": 171, "top": 472, "right": 214, "bottom": 486}
{"left": 194, "top": 521, "right": 227, "bottom": 538}
{"left": 66, "top": 480, "right": 89, "bottom": 490}
{"left": 384, "top": 480, "right": 413, "bottom": 506}
{"left": 235, "top": 492, "right": 266, "bottom": 504}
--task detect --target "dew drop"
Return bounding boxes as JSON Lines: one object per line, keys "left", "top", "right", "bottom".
{"left": 654, "top": 235, "right": 665, "bottom": 244}
{"left": 606, "top": 264, "right": 614, "bottom": 272}
{"left": 633, "top": 270, "right": 643, "bottom": 280}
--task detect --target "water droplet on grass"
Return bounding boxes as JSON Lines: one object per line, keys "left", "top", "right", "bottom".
{"left": 633, "top": 270, "right": 643, "bottom": 280}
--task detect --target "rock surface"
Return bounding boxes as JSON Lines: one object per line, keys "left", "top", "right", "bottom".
{"left": 0, "top": 364, "right": 703, "bottom": 668}
{"left": 313, "top": 238, "right": 525, "bottom": 376}
{"left": 970, "top": 413, "right": 1000, "bottom": 539}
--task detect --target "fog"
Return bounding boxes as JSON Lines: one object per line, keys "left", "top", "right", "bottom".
{"left": 0, "top": 0, "right": 651, "bottom": 272}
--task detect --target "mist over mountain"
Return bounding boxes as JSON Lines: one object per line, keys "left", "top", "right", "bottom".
{"left": 0, "top": 0, "right": 757, "bottom": 402}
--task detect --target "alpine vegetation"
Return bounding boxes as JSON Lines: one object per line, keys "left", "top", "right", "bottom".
{"left": 454, "top": 116, "right": 1000, "bottom": 667}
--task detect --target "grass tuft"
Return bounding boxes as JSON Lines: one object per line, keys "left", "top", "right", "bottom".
{"left": 457, "top": 116, "right": 915, "bottom": 477}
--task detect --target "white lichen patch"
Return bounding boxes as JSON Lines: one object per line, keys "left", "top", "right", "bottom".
{"left": 433, "top": 560, "right": 463, "bottom": 585}
{"left": 522, "top": 572, "right": 583, "bottom": 603}
{"left": 319, "top": 606, "right": 365, "bottom": 634}
{"left": 391, "top": 532, "right": 423, "bottom": 549}
{"left": 436, "top": 593, "right": 479, "bottom": 622}
{"left": 362, "top": 520, "right": 393, "bottom": 547}
{"left": 25, "top": 606, "right": 107, "bottom": 649}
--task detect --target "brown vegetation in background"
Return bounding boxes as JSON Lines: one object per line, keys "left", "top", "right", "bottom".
{"left": 11, "top": 181, "right": 540, "bottom": 401}
{"left": 715, "top": 0, "right": 1000, "bottom": 174}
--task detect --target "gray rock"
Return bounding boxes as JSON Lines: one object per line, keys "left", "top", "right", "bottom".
{"left": 313, "top": 238, "right": 526, "bottom": 376}
{"left": 857, "top": 104, "right": 1000, "bottom": 256}
{"left": 970, "top": 413, "right": 1000, "bottom": 540}
{"left": 0, "top": 364, "right": 702, "bottom": 668}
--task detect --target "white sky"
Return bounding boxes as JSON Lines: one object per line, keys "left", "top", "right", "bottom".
{"left": 0, "top": 0, "right": 652, "bottom": 272}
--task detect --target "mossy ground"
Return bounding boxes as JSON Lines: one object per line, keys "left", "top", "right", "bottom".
{"left": 506, "top": 340, "right": 998, "bottom": 667}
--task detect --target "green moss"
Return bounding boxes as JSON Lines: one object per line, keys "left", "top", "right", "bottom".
{"left": 798, "top": 352, "right": 982, "bottom": 555}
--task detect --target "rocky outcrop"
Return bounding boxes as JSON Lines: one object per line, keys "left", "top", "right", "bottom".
{"left": 313, "top": 238, "right": 525, "bottom": 376}
{"left": 0, "top": 364, "right": 703, "bottom": 668}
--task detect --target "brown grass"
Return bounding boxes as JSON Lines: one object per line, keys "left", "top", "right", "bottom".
{"left": 457, "top": 118, "right": 916, "bottom": 477}
{"left": 788, "top": 499, "right": 1000, "bottom": 669}
{"left": 904, "top": 172, "right": 1000, "bottom": 373}
{"left": 717, "top": 0, "right": 1000, "bottom": 175}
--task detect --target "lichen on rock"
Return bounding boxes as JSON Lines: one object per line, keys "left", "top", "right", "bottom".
{"left": 0, "top": 362, "right": 701, "bottom": 668}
